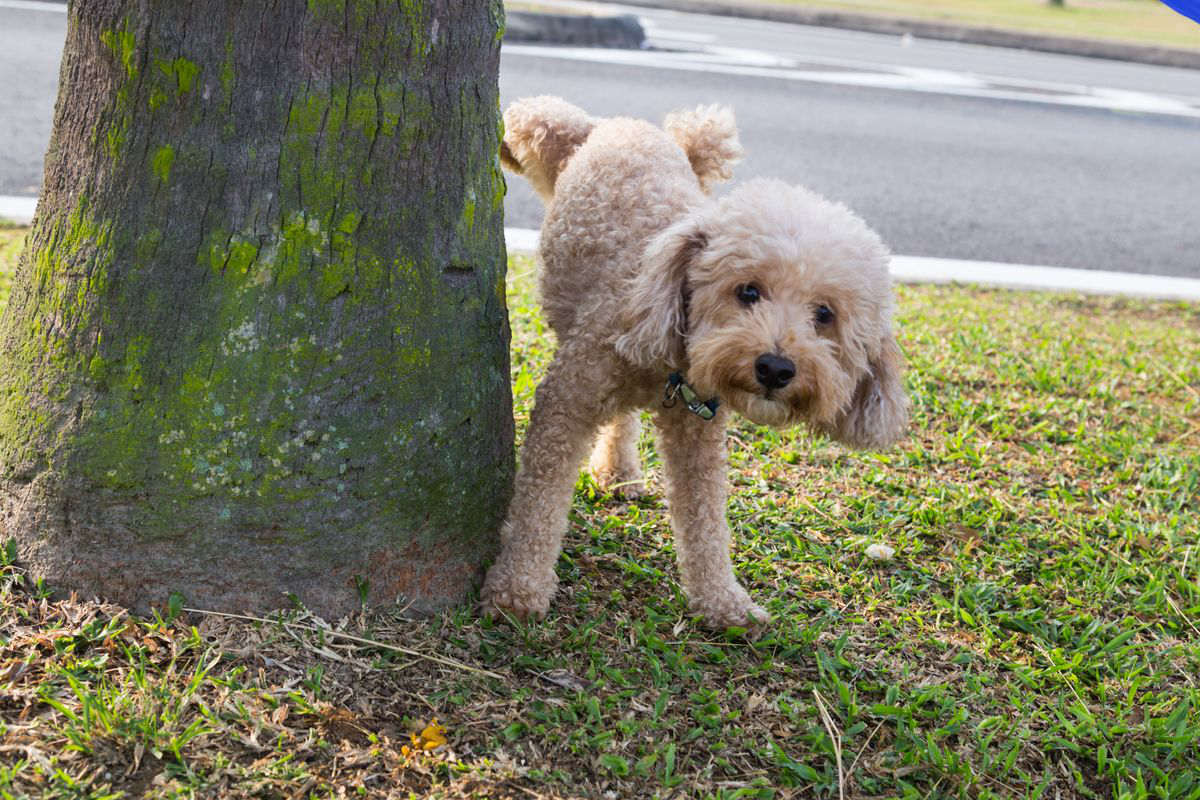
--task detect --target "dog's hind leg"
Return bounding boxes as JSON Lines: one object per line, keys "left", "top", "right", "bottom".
{"left": 481, "top": 344, "right": 616, "bottom": 622}
{"left": 588, "top": 412, "right": 646, "bottom": 498}
{"left": 653, "top": 406, "right": 770, "bottom": 630}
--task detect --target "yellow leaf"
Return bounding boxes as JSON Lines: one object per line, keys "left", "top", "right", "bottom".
{"left": 410, "top": 719, "right": 447, "bottom": 752}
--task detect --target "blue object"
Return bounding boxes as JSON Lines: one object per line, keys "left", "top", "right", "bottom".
{"left": 1160, "top": 0, "right": 1200, "bottom": 25}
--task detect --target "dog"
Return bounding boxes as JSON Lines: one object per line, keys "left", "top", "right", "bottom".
{"left": 481, "top": 96, "right": 908, "bottom": 629}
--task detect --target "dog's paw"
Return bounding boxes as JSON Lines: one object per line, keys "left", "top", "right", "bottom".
{"left": 604, "top": 476, "right": 649, "bottom": 500}
{"left": 690, "top": 585, "right": 771, "bottom": 631}
{"left": 479, "top": 574, "right": 552, "bottom": 623}
{"left": 588, "top": 466, "right": 648, "bottom": 500}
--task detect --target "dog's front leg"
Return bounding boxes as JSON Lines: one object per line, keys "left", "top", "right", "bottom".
{"left": 654, "top": 407, "right": 770, "bottom": 629}
{"left": 481, "top": 348, "right": 614, "bottom": 622}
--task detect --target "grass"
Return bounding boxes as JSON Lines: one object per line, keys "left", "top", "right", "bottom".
{"left": 2, "top": 233, "right": 1200, "bottom": 798}
{"left": 674, "top": 0, "right": 1200, "bottom": 51}
{"left": 0, "top": 227, "right": 22, "bottom": 306}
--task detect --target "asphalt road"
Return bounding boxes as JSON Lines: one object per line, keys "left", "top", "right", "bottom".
{"left": 3, "top": 2, "right": 1199, "bottom": 276}
{"left": 0, "top": 4, "right": 62, "bottom": 197}
{"left": 500, "top": 7, "right": 1200, "bottom": 276}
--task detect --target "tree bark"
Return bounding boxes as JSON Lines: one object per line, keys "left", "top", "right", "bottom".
{"left": 0, "top": 0, "right": 513, "bottom": 616}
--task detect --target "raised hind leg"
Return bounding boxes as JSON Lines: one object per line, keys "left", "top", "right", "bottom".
{"left": 588, "top": 412, "right": 646, "bottom": 498}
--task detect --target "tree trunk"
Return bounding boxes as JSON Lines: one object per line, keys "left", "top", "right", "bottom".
{"left": 0, "top": 0, "right": 513, "bottom": 617}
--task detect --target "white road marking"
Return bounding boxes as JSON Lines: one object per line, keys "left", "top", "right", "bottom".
{"left": 638, "top": 17, "right": 717, "bottom": 44}
{"left": 503, "top": 227, "right": 1200, "bottom": 301}
{"left": 0, "top": 0, "right": 66, "bottom": 11}
{"left": 503, "top": 44, "right": 1200, "bottom": 119}
{"left": 644, "top": 29, "right": 718, "bottom": 45}
{"left": 7, "top": 0, "right": 1195, "bottom": 117}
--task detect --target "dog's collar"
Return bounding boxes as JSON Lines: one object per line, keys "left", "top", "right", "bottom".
{"left": 663, "top": 372, "right": 720, "bottom": 421}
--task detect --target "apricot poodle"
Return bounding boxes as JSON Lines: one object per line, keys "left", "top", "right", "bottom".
{"left": 482, "top": 96, "right": 908, "bottom": 629}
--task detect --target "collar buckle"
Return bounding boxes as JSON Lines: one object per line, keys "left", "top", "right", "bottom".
{"left": 664, "top": 372, "right": 720, "bottom": 421}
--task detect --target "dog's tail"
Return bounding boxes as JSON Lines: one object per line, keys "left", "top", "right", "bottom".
{"left": 663, "top": 104, "right": 744, "bottom": 194}
{"left": 500, "top": 96, "right": 595, "bottom": 204}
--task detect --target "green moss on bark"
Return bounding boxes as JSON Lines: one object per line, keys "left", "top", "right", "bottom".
{"left": 151, "top": 145, "right": 175, "bottom": 183}
{"left": 154, "top": 57, "right": 199, "bottom": 96}
{"left": 100, "top": 29, "right": 137, "bottom": 77}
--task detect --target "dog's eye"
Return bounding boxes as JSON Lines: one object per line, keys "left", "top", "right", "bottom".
{"left": 736, "top": 284, "right": 762, "bottom": 305}
{"left": 814, "top": 304, "right": 835, "bottom": 325}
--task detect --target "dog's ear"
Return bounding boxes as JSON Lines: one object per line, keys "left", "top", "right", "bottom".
{"left": 825, "top": 335, "right": 909, "bottom": 449}
{"left": 614, "top": 219, "right": 707, "bottom": 370}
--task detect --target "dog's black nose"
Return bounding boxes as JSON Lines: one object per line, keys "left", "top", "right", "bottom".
{"left": 754, "top": 354, "right": 795, "bottom": 389}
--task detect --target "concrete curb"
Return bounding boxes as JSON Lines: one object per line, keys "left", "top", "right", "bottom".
{"left": 589, "top": 0, "right": 1200, "bottom": 70}
{"left": 503, "top": 227, "right": 1200, "bottom": 302}
{"left": 0, "top": 195, "right": 37, "bottom": 226}
{"left": 2, "top": 208, "right": 1196, "bottom": 301}
{"left": 506, "top": 9, "right": 646, "bottom": 47}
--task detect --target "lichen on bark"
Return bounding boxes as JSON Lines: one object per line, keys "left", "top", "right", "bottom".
{"left": 0, "top": 0, "right": 513, "bottom": 616}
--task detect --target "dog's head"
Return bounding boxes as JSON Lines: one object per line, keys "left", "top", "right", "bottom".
{"left": 615, "top": 179, "right": 908, "bottom": 449}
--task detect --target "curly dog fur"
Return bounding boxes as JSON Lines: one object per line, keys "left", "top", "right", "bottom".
{"left": 483, "top": 96, "right": 908, "bottom": 629}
